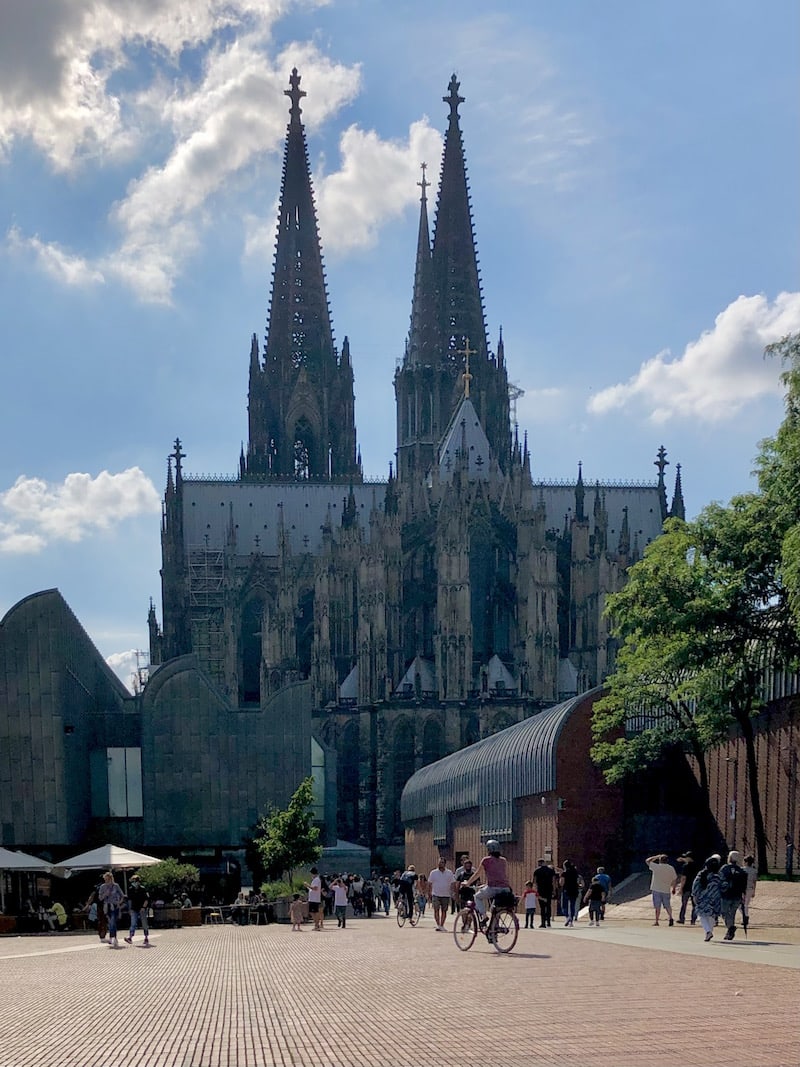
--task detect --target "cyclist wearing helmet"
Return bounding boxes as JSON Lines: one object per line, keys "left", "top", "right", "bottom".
{"left": 465, "top": 840, "right": 512, "bottom": 918}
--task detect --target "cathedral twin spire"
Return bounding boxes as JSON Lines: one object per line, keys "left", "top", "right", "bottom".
{"left": 241, "top": 69, "right": 360, "bottom": 483}
{"left": 396, "top": 73, "right": 511, "bottom": 481}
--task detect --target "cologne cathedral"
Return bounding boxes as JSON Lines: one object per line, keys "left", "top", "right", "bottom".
{"left": 149, "top": 71, "right": 684, "bottom": 855}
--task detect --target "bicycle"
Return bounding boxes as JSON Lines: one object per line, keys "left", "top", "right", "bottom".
{"left": 453, "top": 890, "right": 519, "bottom": 953}
{"left": 396, "top": 894, "right": 421, "bottom": 928}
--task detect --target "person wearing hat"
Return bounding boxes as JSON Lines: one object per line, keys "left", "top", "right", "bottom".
{"left": 674, "top": 851, "right": 699, "bottom": 925}
{"left": 718, "top": 850, "right": 748, "bottom": 940}
{"left": 124, "top": 873, "right": 150, "bottom": 947}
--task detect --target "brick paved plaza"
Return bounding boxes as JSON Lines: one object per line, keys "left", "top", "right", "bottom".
{"left": 2, "top": 906, "right": 799, "bottom": 1067}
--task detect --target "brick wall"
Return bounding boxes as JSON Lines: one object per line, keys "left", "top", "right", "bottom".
{"left": 689, "top": 695, "right": 799, "bottom": 873}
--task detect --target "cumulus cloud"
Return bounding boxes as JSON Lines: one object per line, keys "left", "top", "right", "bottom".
{"left": 7, "top": 225, "right": 106, "bottom": 287}
{"left": 317, "top": 119, "right": 442, "bottom": 254}
{"left": 106, "top": 649, "right": 143, "bottom": 693}
{"left": 0, "top": 467, "right": 161, "bottom": 552}
{"left": 3, "top": 1, "right": 438, "bottom": 304}
{"left": 0, "top": 0, "right": 290, "bottom": 168}
{"left": 588, "top": 292, "right": 800, "bottom": 424}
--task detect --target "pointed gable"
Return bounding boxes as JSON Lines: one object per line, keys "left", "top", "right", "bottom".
{"left": 438, "top": 397, "right": 491, "bottom": 483}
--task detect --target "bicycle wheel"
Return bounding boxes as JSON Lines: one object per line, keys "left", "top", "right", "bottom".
{"left": 409, "top": 900, "right": 421, "bottom": 927}
{"left": 396, "top": 899, "right": 407, "bottom": 927}
{"left": 453, "top": 908, "right": 478, "bottom": 950}
{"left": 489, "top": 907, "right": 519, "bottom": 953}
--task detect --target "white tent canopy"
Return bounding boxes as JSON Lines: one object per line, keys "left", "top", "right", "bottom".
{"left": 51, "top": 843, "right": 161, "bottom": 879}
{"left": 0, "top": 847, "right": 51, "bottom": 872}
{"left": 0, "top": 847, "right": 52, "bottom": 911}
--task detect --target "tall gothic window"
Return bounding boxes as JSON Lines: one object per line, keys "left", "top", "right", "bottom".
{"left": 392, "top": 718, "right": 415, "bottom": 840}
{"left": 293, "top": 417, "right": 314, "bottom": 479}
{"left": 338, "top": 721, "right": 360, "bottom": 842}
{"left": 421, "top": 717, "right": 443, "bottom": 767}
{"left": 239, "top": 597, "right": 263, "bottom": 704}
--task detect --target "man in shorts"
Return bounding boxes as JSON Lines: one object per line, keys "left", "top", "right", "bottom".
{"left": 645, "top": 853, "right": 678, "bottom": 926}
{"left": 304, "top": 867, "right": 324, "bottom": 930}
{"left": 427, "top": 857, "right": 455, "bottom": 931}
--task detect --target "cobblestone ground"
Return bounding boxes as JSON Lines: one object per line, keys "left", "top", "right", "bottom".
{"left": 1, "top": 914, "right": 799, "bottom": 1067}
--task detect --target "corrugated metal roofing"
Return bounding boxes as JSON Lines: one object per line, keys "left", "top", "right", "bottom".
{"left": 400, "top": 690, "right": 599, "bottom": 823}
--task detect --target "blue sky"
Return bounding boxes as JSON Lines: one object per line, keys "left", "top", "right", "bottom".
{"left": 0, "top": 0, "right": 798, "bottom": 690}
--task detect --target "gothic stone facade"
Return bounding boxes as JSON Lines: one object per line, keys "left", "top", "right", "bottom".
{"left": 150, "top": 71, "right": 684, "bottom": 854}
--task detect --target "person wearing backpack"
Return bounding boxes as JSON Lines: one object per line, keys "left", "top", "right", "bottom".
{"left": 718, "top": 850, "right": 748, "bottom": 940}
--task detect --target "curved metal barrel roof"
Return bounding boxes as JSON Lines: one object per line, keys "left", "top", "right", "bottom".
{"left": 401, "top": 690, "right": 597, "bottom": 823}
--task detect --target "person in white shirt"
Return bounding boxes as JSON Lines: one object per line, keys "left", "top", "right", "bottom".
{"left": 645, "top": 853, "right": 678, "bottom": 926}
{"left": 333, "top": 878, "right": 349, "bottom": 928}
{"left": 427, "top": 858, "right": 455, "bottom": 931}
{"left": 304, "top": 867, "right": 324, "bottom": 930}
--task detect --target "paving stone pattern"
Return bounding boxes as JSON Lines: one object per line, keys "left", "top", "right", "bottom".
{"left": 2, "top": 913, "right": 799, "bottom": 1067}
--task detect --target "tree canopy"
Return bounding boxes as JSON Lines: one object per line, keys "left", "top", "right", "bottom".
{"left": 251, "top": 776, "right": 321, "bottom": 882}
{"left": 593, "top": 333, "right": 800, "bottom": 871}
{"left": 135, "top": 858, "right": 199, "bottom": 901}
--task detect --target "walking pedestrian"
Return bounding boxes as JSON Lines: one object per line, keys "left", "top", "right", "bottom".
{"left": 416, "top": 872, "right": 429, "bottom": 917}
{"left": 741, "top": 854, "right": 758, "bottom": 933}
{"left": 594, "top": 866, "right": 612, "bottom": 920}
{"left": 583, "top": 876, "right": 606, "bottom": 927}
{"left": 333, "top": 877, "right": 349, "bottom": 928}
{"left": 645, "top": 853, "right": 677, "bottom": 926}
{"left": 124, "top": 874, "right": 150, "bottom": 947}
{"left": 427, "top": 858, "right": 455, "bottom": 931}
{"left": 521, "top": 880, "right": 537, "bottom": 928}
{"left": 304, "top": 867, "right": 324, "bottom": 930}
{"left": 98, "top": 871, "right": 126, "bottom": 948}
{"left": 674, "top": 851, "right": 698, "bottom": 925}
{"left": 692, "top": 855, "right": 722, "bottom": 942}
{"left": 289, "top": 894, "right": 305, "bottom": 931}
{"left": 532, "top": 859, "right": 555, "bottom": 928}
{"left": 84, "top": 881, "right": 109, "bottom": 943}
{"left": 559, "top": 860, "right": 581, "bottom": 926}
{"left": 718, "top": 850, "right": 748, "bottom": 940}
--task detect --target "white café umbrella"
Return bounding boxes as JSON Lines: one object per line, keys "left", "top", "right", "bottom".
{"left": 51, "top": 843, "right": 161, "bottom": 891}
{"left": 0, "top": 847, "right": 52, "bottom": 911}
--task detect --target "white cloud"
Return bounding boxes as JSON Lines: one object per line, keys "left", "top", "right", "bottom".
{"left": 516, "top": 386, "right": 569, "bottom": 427}
{"left": 588, "top": 292, "right": 800, "bottom": 424}
{"left": 316, "top": 119, "right": 442, "bottom": 254}
{"left": 0, "top": 0, "right": 295, "bottom": 169}
{"left": 106, "top": 648, "right": 142, "bottom": 693}
{"left": 105, "top": 41, "right": 361, "bottom": 301}
{"left": 7, "top": 225, "right": 106, "bottom": 287}
{"left": 0, "top": 467, "right": 161, "bottom": 552}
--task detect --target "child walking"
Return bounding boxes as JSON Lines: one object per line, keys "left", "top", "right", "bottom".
{"left": 289, "top": 893, "right": 305, "bottom": 931}
{"left": 583, "top": 876, "right": 606, "bottom": 927}
{"left": 521, "top": 880, "right": 537, "bottom": 928}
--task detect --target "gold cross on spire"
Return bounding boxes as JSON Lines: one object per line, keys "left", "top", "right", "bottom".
{"left": 458, "top": 337, "right": 474, "bottom": 398}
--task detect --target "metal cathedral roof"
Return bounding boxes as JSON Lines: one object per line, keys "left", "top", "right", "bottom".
{"left": 400, "top": 689, "right": 599, "bottom": 823}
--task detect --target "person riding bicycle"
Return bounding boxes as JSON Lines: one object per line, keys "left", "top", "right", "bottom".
{"left": 398, "top": 864, "right": 417, "bottom": 918}
{"left": 465, "top": 840, "right": 512, "bottom": 923}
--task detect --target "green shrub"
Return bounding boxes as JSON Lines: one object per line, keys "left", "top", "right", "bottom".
{"left": 259, "top": 878, "right": 306, "bottom": 900}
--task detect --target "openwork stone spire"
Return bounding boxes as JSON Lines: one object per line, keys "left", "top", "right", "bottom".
{"left": 242, "top": 69, "right": 360, "bottom": 482}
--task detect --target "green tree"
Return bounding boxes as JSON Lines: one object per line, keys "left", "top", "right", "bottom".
{"left": 591, "top": 518, "right": 731, "bottom": 803}
{"left": 594, "top": 502, "right": 799, "bottom": 872}
{"left": 252, "top": 777, "right": 321, "bottom": 882}
{"left": 135, "top": 858, "right": 199, "bottom": 901}
{"left": 757, "top": 332, "right": 800, "bottom": 631}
